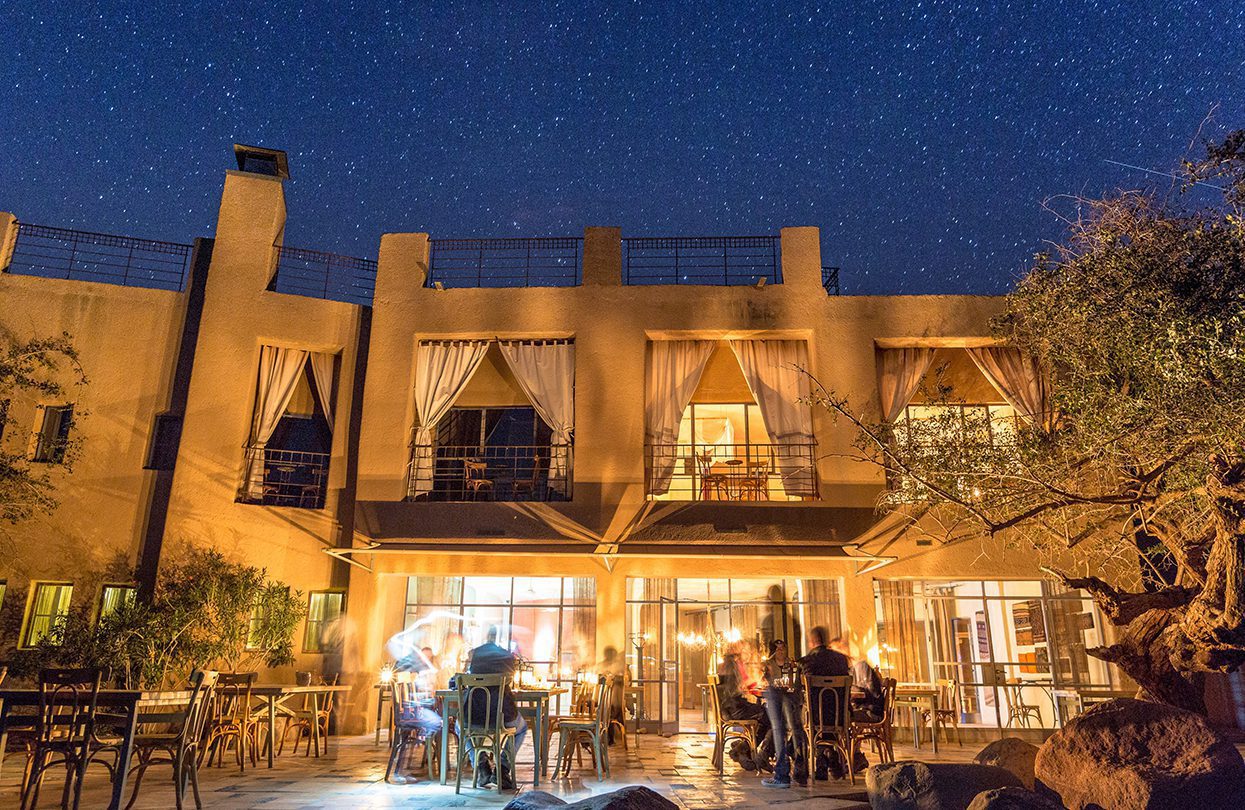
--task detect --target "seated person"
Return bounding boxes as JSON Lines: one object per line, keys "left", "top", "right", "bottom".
{"left": 458, "top": 626, "right": 527, "bottom": 789}
{"left": 798, "top": 626, "right": 851, "bottom": 780}
{"left": 716, "top": 647, "right": 771, "bottom": 771}
{"left": 829, "top": 637, "right": 885, "bottom": 722}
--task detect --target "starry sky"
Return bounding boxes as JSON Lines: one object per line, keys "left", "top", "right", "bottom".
{"left": 2, "top": 2, "right": 1243, "bottom": 294}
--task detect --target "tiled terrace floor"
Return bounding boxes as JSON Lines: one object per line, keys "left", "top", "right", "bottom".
{"left": 0, "top": 732, "right": 982, "bottom": 809}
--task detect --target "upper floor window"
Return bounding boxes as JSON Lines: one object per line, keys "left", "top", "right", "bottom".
{"left": 22, "top": 581, "right": 73, "bottom": 647}
{"left": 897, "top": 404, "right": 1019, "bottom": 450}
{"left": 98, "top": 584, "right": 137, "bottom": 622}
{"left": 31, "top": 404, "right": 74, "bottom": 464}
{"left": 645, "top": 339, "right": 816, "bottom": 501}
{"left": 304, "top": 590, "right": 345, "bottom": 653}
{"left": 239, "top": 346, "right": 337, "bottom": 508}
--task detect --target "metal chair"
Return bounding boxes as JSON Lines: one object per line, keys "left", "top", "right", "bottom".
{"left": 551, "top": 674, "right": 613, "bottom": 781}
{"left": 454, "top": 673, "right": 518, "bottom": 793}
{"left": 201, "top": 672, "right": 259, "bottom": 771}
{"left": 116, "top": 670, "right": 218, "bottom": 810}
{"left": 384, "top": 676, "right": 440, "bottom": 783}
{"left": 804, "top": 674, "right": 855, "bottom": 784}
{"left": 924, "top": 678, "right": 963, "bottom": 745}
{"left": 511, "top": 453, "right": 544, "bottom": 500}
{"left": 706, "top": 675, "right": 760, "bottom": 775}
{"left": 1004, "top": 681, "right": 1042, "bottom": 728}
{"left": 21, "top": 667, "right": 104, "bottom": 810}
{"left": 849, "top": 677, "right": 897, "bottom": 765}
{"left": 737, "top": 461, "right": 770, "bottom": 500}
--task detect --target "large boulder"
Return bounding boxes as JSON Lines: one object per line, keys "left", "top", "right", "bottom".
{"left": 1035, "top": 697, "right": 1245, "bottom": 810}
{"left": 504, "top": 792, "right": 569, "bottom": 809}
{"left": 504, "top": 786, "right": 677, "bottom": 810}
{"left": 966, "top": 787, "right": 1062, "bottom": 810}
{"left": 974, "top": 738, "right": 1040, "bottom": 790}
{"left": 866, "top": 761, "right": 1023, "bottom": 810}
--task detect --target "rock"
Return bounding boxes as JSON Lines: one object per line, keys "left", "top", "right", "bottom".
{"left": 974, "top": 738, "right": 1039, "bottom": 790}
{"left": 966, "top": 787, "right": 1063, "bottom": 810}
{"left": 562, "top": 786, "right": 678, "bottom": 810}
{"left": 866, "top": 761, "right": 1023, "bottom": 810}
{"left": 1035, "top": 697, "right": 1245, "bottom": 810}
{"left": 504, "top": 791, "right": 569, "bottom": 809}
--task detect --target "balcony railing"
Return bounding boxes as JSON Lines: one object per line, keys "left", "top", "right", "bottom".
{"left": 5, "top": 223, "right": 192, "bottom": 291}
{"left": 407, "top": 445, "right": 571, "bottom": 501}
{"left": 645, "top": 442, "right": 818, "bottom": 501}
{"left": 270, "top": 245, "right": 377, "bottom": 306}
{"left": 623, "top": 236, "right": 780, "bottom": 286}
{"left": 822, "top": 266, "right": 841, "bottom": 295}
{"left": 240, "top": 447, "right": 330, "bottom": 508}
{"left": 427, "top": 237, "right": 582, "bottom": 288}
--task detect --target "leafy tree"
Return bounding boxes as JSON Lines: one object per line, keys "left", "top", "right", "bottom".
{"left": 811, "top": 132, "right": 1245, "bottom": 713}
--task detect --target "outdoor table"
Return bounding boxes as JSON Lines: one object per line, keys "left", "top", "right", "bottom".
{"left": 0, "top": 687, "right": 192, "bottom": 810}
{"left": 435, "top": 686, "right": 566, "bottom": 788}
{"left": 249, "top": 684, "right": 353, "bottom": 768}
{"left": 893, "top": 684, "right": 940, "bottom": 754}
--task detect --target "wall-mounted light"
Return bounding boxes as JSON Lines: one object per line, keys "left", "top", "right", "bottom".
{"left": 754, "top": 276, "right": 767, "bottom": 289}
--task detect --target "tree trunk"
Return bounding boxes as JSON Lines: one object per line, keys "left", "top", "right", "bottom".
{"left": 1090, "top": 608, "right": 1207, "bottom": 714}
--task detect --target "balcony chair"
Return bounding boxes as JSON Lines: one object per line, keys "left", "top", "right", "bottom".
{"left": 279, "top": 673, "right": 338, "bottom": 757}
{"left": 695, "top": 451, "right": 729, "bottom": 501}
{"left": 737, "top": 460, "right": 770, "bottom": 501}
{"left": 551, "top": 674, "right": 613, "bottom": 781}
{"left": 113, "top": 669, "right": 218, "bottom": 810}
{"left": 463, "top": 459, "right": 495, "bottom": 500}
{"left": 849, "top": 677, "right": 897, "bottom": 765}
{"left": 923, "top": 678, "right": 963, "bottom": 746}
{"left": 804, "top": 674, "right": 856, "bottom": 784}
{"left": 706, "top": 674, "right": 760, "bottom": 775}
{"left": 21, "top": 667, "right": 110, "bottom": 810}
{"left": 454, "top": 673, "right": 518, "bottom": 793}
{"left": 384, "top": 676, "right": 441, "bottom": 783}
{"left": 1004, "top": 681, "right": 1043, "bottom": 728}
{"left": 201, "top": 672, "right": 259, "bottom": 772}
{"left": 511, "top": 453, "right": 543, "bottom": 500}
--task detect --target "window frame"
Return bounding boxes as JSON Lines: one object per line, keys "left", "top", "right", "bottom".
{"left": 31, "top": 403, "right": 75, "bottom": 464}
{"left": 303, "top": 589, "right": 346, "bottom": 653}
{"left": 97, "top": 584, "right": 138, "bottom": 624}
{"left": 21, "top": 581, "right": 74, "bottom": 648}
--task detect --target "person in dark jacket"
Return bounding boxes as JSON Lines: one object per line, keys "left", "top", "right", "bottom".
{"left": 798, "top": 626, "right": 851, "bottom": 780}
{"left": 459, "top": 627, "right": 527, "bottom": 789}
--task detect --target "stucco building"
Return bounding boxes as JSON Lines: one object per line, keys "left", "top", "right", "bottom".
{"left": 4, "top": 149, "right": 1235, "bottom": 737}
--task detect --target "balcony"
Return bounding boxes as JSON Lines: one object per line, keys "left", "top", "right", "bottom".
{"left": 240, "top": 447, "right": 330, "bottom": 508}
{"left": 622, "top": 236, "right": 780, "bottom": 286}
{"left": 645, "top": 443, "right": 818, "bottom": 501}
{"left": 427, "top": 237, "right": 582, "bottom": 288}
{"left": 408, "top": 445, "right": 571, "bottom": 502}
{"left": 269, "top": 245, "right": 377, "bottom": 306}
{"left": 5, "top": 223, "right": 192, "bottom": 292}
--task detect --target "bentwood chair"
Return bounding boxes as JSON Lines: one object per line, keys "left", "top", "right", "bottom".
{"left": 454, "top": 674, "right": 518, "bottom": 794}
{"left": 924, "top": 679, "right": 963, "bottom": 745}
{"left": 511, "top": 453, "right": 544, "bottom": 500}
{"left": 804, "top": 674, "right": 855, "bottom": 784}
{"left": 849, "top": 678, "right": 897, "bottom": 765}
{"left": 543, "top": 675, "right": 596, "bottom": 773}
{"left": 21, "top": 667, "right": 105, "bottom": 810}
{"left": 464, "top": 460, "right": 495, "bottom": 500}
{"left": 279, "top": 673, "right": 338, "bottom": 757}
{"left": 706, "top": 675, "right": 760, "bottom": 776}
{"left": 384, "top": 676, "right": 440, "bottom": 783}
{"left": 1004, "top": 681, "right": 1042, "bottom": 729}
{"left": 117, "top": 670, "right": 218, "bottom": 810}
{"left": 551, "top": 674, "right": 613, "bottom": 781}
{"left": 201, "top": 672, "right": 259, "bottom": 772}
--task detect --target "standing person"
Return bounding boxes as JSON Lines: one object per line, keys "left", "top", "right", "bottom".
{"left": 798, "top": 626, "right": 850, "bottom": 780}
{"left": 461, "top": 626, "right": 527, "bottom": 789}
{"left": 760, "top": 639, "right": 809, "bottom": 789}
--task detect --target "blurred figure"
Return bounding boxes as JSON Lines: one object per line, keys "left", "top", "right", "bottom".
{"left": 717, "top": 645, "right": 771, "bottom": 771}
{"left": 798, "top": 626, "right": 850, "bottom": 780}
{"left": 598, "top": 646, "right": 625, "bottom": 744}
{"left": 761, "top": 639, "right": 808, "bottom": 788}
{"left": 830, "top": 637, "right": 885, "bottom": 723}
{"left": 461, "top": 625, "right": 527, "bottom": 789}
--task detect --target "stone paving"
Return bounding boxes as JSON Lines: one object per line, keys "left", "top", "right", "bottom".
{"left": 0, "top": 732, "right": 980, "bottom": 809}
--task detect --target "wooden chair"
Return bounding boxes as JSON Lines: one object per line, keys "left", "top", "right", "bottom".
{"left": 804, "top": 674, "right": 855, "bottom": 784}
{"left": 117, "top": 670, "right": 218, "bottom": 810}
{"left": 21, "top": 667, "right": 105, "bottom": 810}
{"left": 201, "top": 672, "right": 259, "bottom": 772}
{"left": 923, "top": 679, "right": 963, "bottom": 745}
{"left": 543, "top": 676, "right": 596, "bottom": 773}
{"left": 706, "top": 675, "right": 760, "bottom": 775}
{"left": 279, "top": 673, "right": 338, "bottom": 757}
{"left": 695, "top": 451, "right": 729, "bottom": 501}
{"left": 850, "top": 677, "right": 897, "bottom": 765}
{"left": 1004, "top": 681, "right": 1042, "bottom": 728}
{"left": 737, "top": 461, "right": 770, "bottom": 501}
{"left": 511, "top": 453, "right": 543, "bottom": 500}
{"left": 551, "top": 674, "right": 613, "bottom": 781}
{"left": 384, "top": 676, "right": 440, "bottom": 783}
{"left": 454, "top": 673, "right": 518, "bottom": 794}
{"left": 464, "top": 459, "right": 495, "bottom": 500}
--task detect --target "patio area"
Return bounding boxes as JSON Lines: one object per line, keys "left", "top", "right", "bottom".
{"left": 0, "top": 732, "right": 981, "bottom": 809}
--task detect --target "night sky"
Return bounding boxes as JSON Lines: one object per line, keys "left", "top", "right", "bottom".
{"left": 3, "top": 2, "right": 1243, "bottom": 294}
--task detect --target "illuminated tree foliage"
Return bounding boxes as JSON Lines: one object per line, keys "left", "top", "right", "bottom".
{"left": 813, "top": 133, "right": 1245, "bottom": 713}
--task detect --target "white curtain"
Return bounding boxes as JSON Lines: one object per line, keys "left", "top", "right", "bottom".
{"left": 877, "top": 347, "right": 937, "bottom": 423}
{"left": 244, "top": 346, "right": 310, "bottom": 499}
{"left": 728, "top": 339, "right": 816, "bottom": 497}
{"left": 645, "top": 340, "right": 716, "bottom": 494}
{"left": 308, "top": 352, "right": 336, "bottom": 428}
{"left": 410, "top": 340, "right": 490, "bottom": 497}
{"left": 499, "top": 340, "right": 575, "bottom": 492}
{"left": 966, "top": 346, "right": 1053, "bottom": 429}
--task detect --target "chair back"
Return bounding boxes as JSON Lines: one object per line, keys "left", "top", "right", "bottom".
{"left": 705, "top": 674, "right": 724, "bottom": 727}
{"left": 593, "top": 674, "right": 615, "bottom": 731}
{"left": 804, "top": 674, "right": 853, "bottom": 739}
{"left": 879, "top": 677, "right": 898, "bottom": 726}
{"left": 464, "top": 459, "right": 488, "bottom": 482}
{"left": 34, "top": 667, "right": 103, "bottom": 745}
{"left": 181, "top": 670, "right": 220, "bottom": 746}
{"left": 318, "top": 672, "right": 340, "bottom": 713}
{"left": 391, "top": 675, "right": 427, "bottom": 730}
{"left": 213, "top": 671, "right": 257, "bottom": 725}
{"left": 456, "top": 673, "right": 508, "bottom": 739}
{"left": 936, "top": 678, "right": 959, "bottom": 712}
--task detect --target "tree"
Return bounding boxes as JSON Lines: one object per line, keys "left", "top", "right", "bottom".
{"left": 810, "top": 132, "right": 1245, "bottom": 713}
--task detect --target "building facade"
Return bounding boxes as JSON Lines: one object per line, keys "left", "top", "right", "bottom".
{"left": 3, "top": 154, "right": 1238, "bottom": 737}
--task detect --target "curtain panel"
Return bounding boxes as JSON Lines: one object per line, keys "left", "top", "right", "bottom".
{"left": 965, "top": 346, "right": 1053, "bottom": 430}
{"left": 308, "top": 352, "right": 336, "bottom": 426}
{"left": 244, "top": 345, "right": 310, "bottom": 499}
{"left": 876, "top": 347, "right": 937, "bottom": 423}
{"left": 728, "top": 339, "right": 816, "bottom": 497}
{"left": 410, "top": 340, "right": 490, "bottom": 497}
{"left": 499, "top": 340, "right": 575, "bottom": 492}
{"left": 645, "top": 340, "right": 717, "bottom": 494}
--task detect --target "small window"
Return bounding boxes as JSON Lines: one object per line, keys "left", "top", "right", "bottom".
{"left": 99, "top": 585, "right": 137, "bottom": 622}
{"left": 31, "top": 404, "right": 74, "bottom": 463}
{"left": 145, "top": 413, "right": 183, "bottom": 470}
{"left": 303, "top": 590, "right": 345, "bottom": 653}
{"left": 0, "top": 579, "right": 7, "bottom": 610}
{"left": 246, "top": 598, "right": 267, "bottom": 650}
{"left": 22, "top": 582, "right": 73, "bottom": 647}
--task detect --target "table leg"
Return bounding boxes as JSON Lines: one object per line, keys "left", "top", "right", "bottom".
{"left": 311, "top": 693, "right": 322, "bottom": 758}
{"left": 910, "top": 706, "right": 921, "bottom": 751}
{"left": 439, "top": 704, "right": 451, "bottom": 785}
{"left": 375, "top": 692, "right": 383, "bottom": 746}
{"left": 930, "top": 696, "right": 939, "bottom": 755}
{"left": 108, "top": 702, "right": 140, "bottom": 810}
{"left": 267, "top": 697, "right": 277, "bottom": 769}
{"left": 533, "top": 697, "right": 544, "bottom": 788}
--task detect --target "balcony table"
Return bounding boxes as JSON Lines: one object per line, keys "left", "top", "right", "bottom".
{"left": 248, "top": 684, "right": 353, "bottom": 768}
{"left": 0, "top": 687, "right": 192, "bottom": 810}
{"left": 893, "top": 684, "right": 941, "bottom": 753}
{"left": 435, "top": 685, "right": 567, "bottom": 788}
{"left": 708, "top": 460, "right": 770, "bottom": 500}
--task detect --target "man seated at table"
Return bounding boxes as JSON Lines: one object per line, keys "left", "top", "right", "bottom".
{"left": 460, "top": 626, "right": 527, "bottom": 789}
{"left": 798, "top": 626, "right": 850, "bottom": 780}
{"left": 830, "top": 637, "right": 885, "bottom": 723}
{"left": 716, "top": 645, "right": 771, "bottom": 771}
